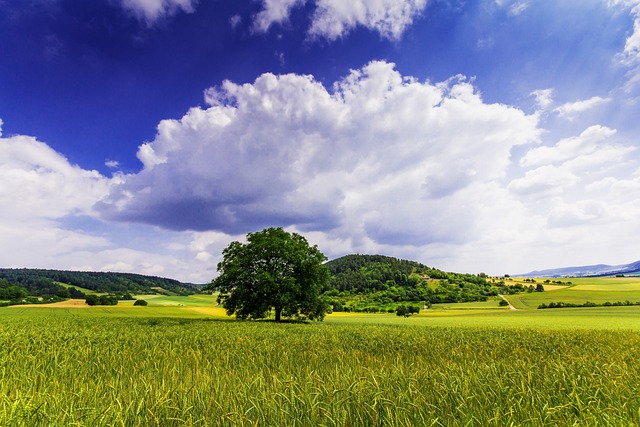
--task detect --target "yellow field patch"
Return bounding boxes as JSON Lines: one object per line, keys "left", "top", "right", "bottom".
{"left": 540, "top": 284, "right": 568, "bottom": 291}
{"left": 184, "top": 306, "right": 229, "bottom": 317}
{"left": 9, "top": 299, "right": 90, "bottom": 308}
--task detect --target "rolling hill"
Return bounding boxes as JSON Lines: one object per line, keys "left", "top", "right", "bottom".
{"left": 0, "top": 268, "right": 201, "bottom": 300}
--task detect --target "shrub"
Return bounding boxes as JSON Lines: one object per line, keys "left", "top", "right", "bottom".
{"left": 133, "top": 299, "right": 148, "bottom": 306}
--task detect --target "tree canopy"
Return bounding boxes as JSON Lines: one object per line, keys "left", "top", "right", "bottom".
{"left": 209, "top": 227, "right": 330, "bottom": 322}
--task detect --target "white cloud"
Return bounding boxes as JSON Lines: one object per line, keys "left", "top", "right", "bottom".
{"left": 253, "top": 0, "right": 305, "bottom": 33}
{"left": 120, "top": 0, "right": 197, "bottom": 24}
{"left": 98, "top": 61, "right": 541, "bottom": 253}
{"left": 309, "top": 0, "right": 428, "bottom": 40}
{"left": 495, "top": 0, "right": 529, "bottom": 17}
{"left": 504, "top": 122, "right": 639, "bottom": 271}
{"left": 0, "top": 130, "right": 109, "bottom": 270}
{"left": 508, "top": 1, "right": 529, "bottom": 16}
{"left": 610, "top": 0, "right": 640, "bottom": 64}
{"left": 0, "top": 126, "right": 223, "bottom": 283}
{"left": 253, "top": 0, "right": 428, "bottom": 40}
{"left": 0, "top": 133, "right": 109, "bottom": 220}
{"left": 553, "top": 96, "right": 611, "bottom": 119}
{"left": 520, "top": 125, "right": 617, "bottom": 168}
{"left": 531, "top": 88, "right": 554, "bottom": 111}
{"left": 229, "top": 14, "right": 242, "bottom": 29}
{"left": 508, "top": 165, "right": 580, "bottom": 197}
{"left": 609, "top": 0, "right": 640, "bottom": 92}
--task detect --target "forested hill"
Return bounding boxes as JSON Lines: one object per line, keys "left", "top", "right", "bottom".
{"left": 322, "top": 255, "right": 523, "bottom": 312}
{"left": 0, "top": 268, "right": 199, "bottom": 299}
{"left": 324, "top": 254, "right": 486, "bottom": 294}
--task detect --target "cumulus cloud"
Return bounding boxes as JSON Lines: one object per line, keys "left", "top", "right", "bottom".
{"left": 511, "top": 125, "right": 635, "bottom": 198}
{"left": 0, "top": 129, "right": 110, "bottom": 268}
{"left": 520, "top": 125, "right": 617, "bottom": 168}
{"left": 120, "top": 0, "right": 197, "bottom": 24}
{"left": 506, "top": 121, "right": 638, "bottom": 263}
{"left": 253, "top": 0, "right": 428, "bottom": 40}
{"left": 98, "top": 61, "right": 541, "bottom": 251}
{"left": 0, "top": 133, "right": 109, "bottom": 220}
{"left": 553, "top": 96, "right": 611, "bottom": 119}
{"left": 0, "top": 124, "right": 225, "bottom": 282}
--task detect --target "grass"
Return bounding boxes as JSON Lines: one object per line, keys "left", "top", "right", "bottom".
{"left": 133, "top": 294, "right": 218, "bottom": 307}
{"left": 2, "top": 311, "right": 640, "bottom": 426}
{"left": 4, "top": 277, "right": 640, "bottom": 425}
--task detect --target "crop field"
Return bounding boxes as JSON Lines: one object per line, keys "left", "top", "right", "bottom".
{"left": 507, "top": 276, "right": 640, "bottom": 309}
{"left": 3, "top": 278, "right": 640, "bottom": 426}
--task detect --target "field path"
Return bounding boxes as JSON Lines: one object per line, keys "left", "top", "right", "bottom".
{"left": 499, "top": 295, "right": 517, "bottom": 310}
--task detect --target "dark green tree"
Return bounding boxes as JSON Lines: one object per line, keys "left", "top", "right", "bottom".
{"left": 208, "top": 227, "right": 330, "bottom": 322}
{"left": 85, "top": 294, "right": 99, "bottom": 306}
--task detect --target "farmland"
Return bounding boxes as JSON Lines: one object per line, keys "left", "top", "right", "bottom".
{"left": 3, "top": 277, "right": 640, "bottom": 426}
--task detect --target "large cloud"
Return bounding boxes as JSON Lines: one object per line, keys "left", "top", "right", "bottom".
{"left": 98, "top": 61, "right": 541, "bottom": 249}
{"left": 253, "top": 0, "right": 428, "bottom": 40}
{"left": 0, "top": 126, "right": 109, "bottom": 268}
{"left": 0, "top": 124, "right": 214, "bottom": 282}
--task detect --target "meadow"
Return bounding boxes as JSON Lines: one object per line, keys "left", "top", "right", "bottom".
{"left": 3, "top": 279, "right": 640, "bottom": 426}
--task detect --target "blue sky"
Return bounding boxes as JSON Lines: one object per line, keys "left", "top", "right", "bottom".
{"left": 1, "top": 0, "right": 640, "bottom": 282}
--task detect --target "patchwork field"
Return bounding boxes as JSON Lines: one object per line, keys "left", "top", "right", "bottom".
{"left": 3, "top": 277, "right": 640, "bottom": 426}
{"left": 507, "top": 276, "right": 640, "bottom": 309}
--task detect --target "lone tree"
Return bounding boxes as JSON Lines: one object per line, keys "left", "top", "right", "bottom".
{"left": 208, "top": 227, "right": 330, "bottom": 322}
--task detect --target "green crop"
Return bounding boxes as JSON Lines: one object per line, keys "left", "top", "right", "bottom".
{"left": 2, "top": 310, "right": 640, "bottom": 426}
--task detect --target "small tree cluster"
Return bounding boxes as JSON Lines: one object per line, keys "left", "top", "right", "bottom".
{"left": 396, "top": 305, "right": 420, "bottom": 317}
{"left": 85, "top": 294, "right": 118, "bottom": 306}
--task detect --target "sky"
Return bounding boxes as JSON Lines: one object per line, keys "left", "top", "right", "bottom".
{"left": 1, "top": 0, "right": 640, "bottom": 283}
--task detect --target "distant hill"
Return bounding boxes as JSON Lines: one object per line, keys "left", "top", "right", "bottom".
{"left": 519, "top": 260, "right": 640, "bottom": 278}
{"left": 322, "top": 254, "right": 526, "bottom": 312}
{"left": 0, "top": 268, "right": 201, "bottom": 299}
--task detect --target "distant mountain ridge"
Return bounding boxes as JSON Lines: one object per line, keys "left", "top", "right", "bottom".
{"left": 519, "top": 260, "right": 640, "bottom": 278}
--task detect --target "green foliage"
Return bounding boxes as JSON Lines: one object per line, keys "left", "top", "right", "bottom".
{"left": 85, "top": 294, "right": 99, "bottom": 306}
{"left": 395, "top": 305, "right": 420, "bottom": 316}
{"left": 209, "top": 227, "right": 330, "bottom": 322}
{"left": 323, "top": 255, "right": 519, "bottom": 311}
{"left": 0, "top": 278, "right": 29, "bottom": 301}
{"left": 85, "top": 294, "right": 118, "bottom": 306}
{"left": 133, "top": 299, "right": 148, "bottom": 306}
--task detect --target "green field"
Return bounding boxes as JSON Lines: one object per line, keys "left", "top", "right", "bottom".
{"left": 3, "top": 278, "right": 640, "bottom": 426}
{"left": 506, "top": 276, "right": 640, "bottom": 309}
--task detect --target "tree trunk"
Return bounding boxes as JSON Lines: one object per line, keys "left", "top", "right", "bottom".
{"left": 275, "top": 306, "right": 282, "bottom": 322}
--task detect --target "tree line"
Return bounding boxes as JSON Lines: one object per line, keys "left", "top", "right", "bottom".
{"left": 0, "top": 268, "right": 199, "bottom": 305}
